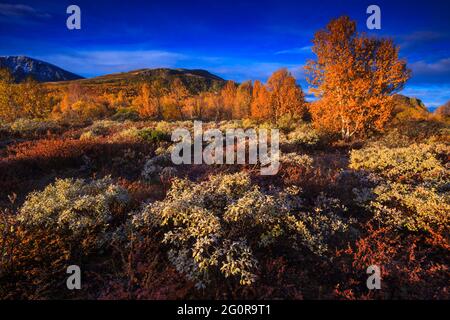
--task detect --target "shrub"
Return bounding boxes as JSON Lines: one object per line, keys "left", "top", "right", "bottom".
{"left": 218, "top": 120, "right": 244, "bottom": 132}
{"left": 350, "top": 143, "right": 450, "bottom": 233}
{"left": 138, "top": 128, "right": 170, "bottom": 144}
{"left": 141, "top": 153, "right": 175, "bottom": 182}
{"left": 112, "top": 108, "right": 140, "bottom": 121}
{"left": 79, "top": 130, "right": 96, "bottom": 141}
{"left": 286, "top": 124, "right": 320, "bottom": 146}
{"left": 370, "top": 128, "right": 413, "bottom": 148}
{"left": 9, "top": 118, "right": 61, "bottom": 136}
{"left": 0, "top": 177, "right": 131, "bottom": 299}
{"left": 388, "top": 120, "right": 449, "bottom": 143}
{"left": 370, "top": 182, "right": 449, "bottom": 232}
{"left": 241, "top": 118, "right": 257, "bottom": 129}
{"left": 335, "top": 224, "right": 450, "bottom": 299}
{"left": 18, "top": 176, "right": 130, "bottom": 249}
{"left": 280, "top": 153, "right": 314, "bottom": 168}
{"left": 66, "top": 99, "right": 111, "bottom": 120}
{"left": 133, "top": 172, "right": 350, "bottom": 288}
{"left": 114, "top": 127, "right": 141, "bottom": 140}
{"left": 276, "top": 114, "right": 300, "bottom": 132}
{"left": 349, "top": 143, "right": 447, "bottom": 183}
{"left": 155, "top": 121, "right": 174, "bottom": 135}
{"left": 86, "top": 120, "right": 119, "bottom": 135}
{"left": 0, "top": 211, "right": 76, "bottom": 299}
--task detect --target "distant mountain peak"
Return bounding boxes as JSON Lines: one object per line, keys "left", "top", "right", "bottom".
{"left": 119, "top": 67, "right": 224, "bottom": 81}
{"left": 80, "top": 67, "right": 226, "bottom": 93}
{"left": 0, "top": 56, "right": 84, "bottom": 83}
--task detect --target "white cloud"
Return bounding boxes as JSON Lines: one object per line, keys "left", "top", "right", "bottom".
{"left": 402, "top": 85, "right": 450, "bottom": 109}
{"left": 36, "top": 49, "right": 307, "bottom": 83}
{"left": 0, "top": 3, "right": 50, "bottom": 18}
{"left": 410, "top": 58, "right": 450, "bottom": 76}
{"left": 36, "top": 50, "right": 187, "bottom": 76}
{"left": 275, "top": 46, "right": 312, "bottom": 55}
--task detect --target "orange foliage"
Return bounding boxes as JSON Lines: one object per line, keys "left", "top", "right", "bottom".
{"left": 306, "top": 16, "right": 411, "bottom": 138}
{"left": 267, "top": 68, "right": 306, "bottom": 121}
{"left": 220, "top": 80, "right": 237, "bottom": 119}
{"left": 0, "top": 69, "right": 52, "bottom": 121}
{"left": 54, "top": 83, "right": 112, "bottom": 120}
{"left": 234, "top": 81, "right": 253, "bottom": 119}
{"left": 250, "top": 80, "right": 271, "bottom": 120}
{"left": 160, "top": 78, "right": 189, "bottom": 120}
{"left": 134, "top": 81, "right": 166, "bottom": 118}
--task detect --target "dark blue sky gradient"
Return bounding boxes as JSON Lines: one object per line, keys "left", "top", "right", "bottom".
{"left": 1, "top": 0, "right": 449, "bottom": 108}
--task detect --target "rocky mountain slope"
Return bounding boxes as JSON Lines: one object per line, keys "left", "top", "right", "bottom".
{"left": 0, "top": 56, "right": 83, "bottom": 82}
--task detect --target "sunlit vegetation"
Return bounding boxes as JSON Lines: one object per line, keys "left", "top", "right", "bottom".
{"left": 0, "top": 16, "right": 448, "bottom": 300}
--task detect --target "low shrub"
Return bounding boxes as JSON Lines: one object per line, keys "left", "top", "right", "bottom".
{"left": 141, "top": 153, "right": 175, "bottom": 182}
{"left": 133, "top": 172, "right": 350, "bottom": 289}
{"left": 18, "top": 176, "right": 130, "bottom": 249}
{"left": 350, "top": 143, "right": 450, "bottom": 233}
{"left": 334, "top": 224, "right": 450, "bottom": 299}
{"left": 0, "top": 177, "right": 131, "bottom": 299}
{"left": 349, "top": 143, "right": 447, "bottom": 183}
{"left": 137, "top": 128, "right": 171, "bottom": 144}
{"left": 112, "top": 108, "right": 140, "bottom": 121}
{"left": 155, "top": 121, "right": 174, "bottom": 135}
{"left": 8, "top": 118, "right": 62, "bottom": 137}
{"left": 280, "top": 153, "right": 314, "bottom": 168}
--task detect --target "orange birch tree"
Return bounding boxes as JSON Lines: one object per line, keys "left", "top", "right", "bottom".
{"left": 305, "top": 16, "right": 410, "bottom": 139}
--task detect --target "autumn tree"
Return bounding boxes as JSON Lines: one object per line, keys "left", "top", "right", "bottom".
{"left": 267, "top": 68, "right": 306, "bottom": 121}
{"left": 250, "top": 80, "right": 271, "bottom": 120}
{"left": 305, "top": 16, "right": 410, "bottom": 139}
{"left": 0, "top": 68, "right": 17, "bottom": 121}
{"left": 434, "top": 101, "right": 450, "bottom": 120}
{"left": 220, "top": 80, "right": 237, "bottom": 119}
{"left": 54, "top": 83, "right": 110, "bottom": 120}
{"left": 57, "top": 92, "right": 71, "bottom": 115}
{"left": 134, "top": 81, "right": 166, "bottom": 118}
{"left": 55, "top": 83, "right": 85, "bottom": 116}
{"left": 185, "top": 92, "right": 210, "bottom": 119}
{"left": 105, "top": 90, "right": 129, "bottom": 110}
{"left": 204, "top": 91, "right": 224, "bottom": 121}
{"left": 15, "top": 77, "right": 51, "bottom": 119}
{"left": 0, "top": 70, "right": 52, "bottom": 121}
{"left": 162, "top": 78, "right": 189, "bottom": 120}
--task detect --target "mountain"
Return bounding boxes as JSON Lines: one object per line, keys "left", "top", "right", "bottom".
{"left": 434, "top": 101, "right": 450, "bottom": 118}
{"left": 77, "top": 68, "right": 226, "bottom": 93}
{"left": 0, "top": 56, "right": 83, "bottom": 82}
{"left": 392, "top": 94, "right": 430, "bottom": 120}
{"left": 89, "top": 68, "right": 224, "bottom": 83}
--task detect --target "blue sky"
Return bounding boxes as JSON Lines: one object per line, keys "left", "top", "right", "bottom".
{"left": 1, "top": 0, "right": 449, "bottom": 109}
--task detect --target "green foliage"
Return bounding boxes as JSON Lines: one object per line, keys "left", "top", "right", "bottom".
{"left": 111, "top": 108, "right": 140, "bottom": 121}
{"left": 137, "top": 128, "right": 171, "bottom": 144}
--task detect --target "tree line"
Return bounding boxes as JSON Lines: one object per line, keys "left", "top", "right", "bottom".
{"left": 0, "top": 16, "right": 421, "bottom": 138}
